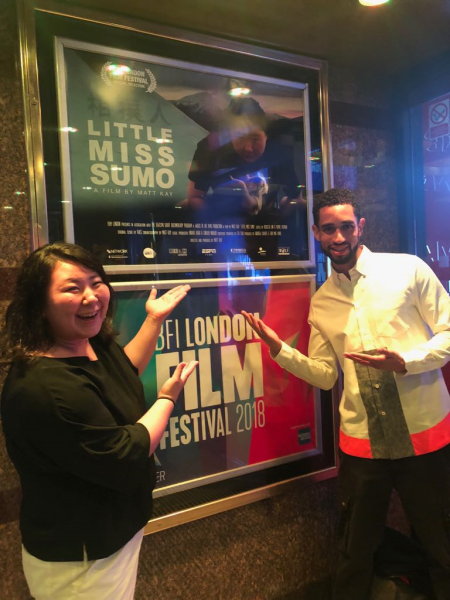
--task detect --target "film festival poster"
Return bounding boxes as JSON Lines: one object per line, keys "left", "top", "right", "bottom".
{"left": 58, "top": 41, "right": 311, "bottom": 270}
{"left": 114, "top": 278, "right": 320, "bottom": 492}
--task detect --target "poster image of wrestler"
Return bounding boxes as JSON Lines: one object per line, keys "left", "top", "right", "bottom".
{"left": 56, "top": 38, "right": 315, "bottom": 272}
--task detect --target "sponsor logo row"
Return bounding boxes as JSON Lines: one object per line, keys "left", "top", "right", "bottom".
{"left": 106, "top": 246, "right": 290, "bottom": 259}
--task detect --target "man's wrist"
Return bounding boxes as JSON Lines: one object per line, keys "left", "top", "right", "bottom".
{"left": 270, "top": 341, "right": 282, "bottom": 357}
{"left": 397, "top": 358, "right": 407, "bottom": 374}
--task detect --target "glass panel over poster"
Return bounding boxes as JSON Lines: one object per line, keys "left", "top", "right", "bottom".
{"left": 112, "top": 276, "right": 336, "bottom": 523}
{"left": 410, "top": 92, "right": 450, "bottom": 293}
{"left": 55, "top": 38, "right": 314, "bottom": 274}
{"left": 20, "top": 4, "right": 336, "bottom": 528}
{"left": 408, "top": 92, "right": 450, "bottom": 395}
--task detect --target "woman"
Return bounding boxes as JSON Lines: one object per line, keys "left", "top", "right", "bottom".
{"left": 0, "top": 242, "right": 197, "bottom": 600}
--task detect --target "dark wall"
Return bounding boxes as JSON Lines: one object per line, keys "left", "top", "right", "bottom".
{"left": 394, "top": 49, "right": 450, "bottom": 255}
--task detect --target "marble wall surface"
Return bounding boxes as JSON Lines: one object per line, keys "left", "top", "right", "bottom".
{"left": 0, "top": 2, "right": 406, "bottom": 599}
{"left": 328, "top": 65, "right": 399, "bottom": 254}
{"left": 0, "top": 2, "right": 32, "bottom": 598}
{"left": 0, "top": 0, "right": 30, "bottom": 283}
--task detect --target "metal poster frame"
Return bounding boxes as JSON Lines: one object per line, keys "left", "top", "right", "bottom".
{"left": 17, "top": 0, "right": 337, "bottom": 531}
{"left": 54, "top": 37, "right": 315, "bottom": 273}
{"left": 111, "top": 274, "right": 338, "bottom": 532}
{"left": 17, "top": 0, "right": 334, "bottom": 276}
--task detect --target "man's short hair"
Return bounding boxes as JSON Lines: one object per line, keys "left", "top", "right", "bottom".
{"left": 221, "top": 97, "right": 268, "bottom": 133}
{"left": 313, "top": 188, "right": 361, "bottom": 225}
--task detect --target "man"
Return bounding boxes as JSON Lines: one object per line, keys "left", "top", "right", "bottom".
{"left": 184, "top": 97, "right": 308, "bottom": 262}
{"left": 242, "top": 188, "right": 450, "bottom": 600}
{"left": 186, "top": 97, "right": 302, "bottom": 216}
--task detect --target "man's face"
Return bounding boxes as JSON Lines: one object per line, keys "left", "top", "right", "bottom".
{"left": 231, "top": 125, "right": 267, "bottom": 163}
{"left": 312, "top": 204, "right": 365, "bottom": 272}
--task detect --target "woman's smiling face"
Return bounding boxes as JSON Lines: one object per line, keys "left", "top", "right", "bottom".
{"left": 44, "top": 261, "right": 110, "bottom": 344}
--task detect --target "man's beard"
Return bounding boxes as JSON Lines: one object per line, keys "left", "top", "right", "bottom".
{"left": 321, "top": 242, "right": 360, "bottom": 266}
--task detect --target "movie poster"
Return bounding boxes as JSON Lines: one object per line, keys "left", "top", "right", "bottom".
{"left": 113, "top": 277, "right": 319, "bottom": 495}
{"left": 56, "top": 39, "right": 314, "bottom": 272}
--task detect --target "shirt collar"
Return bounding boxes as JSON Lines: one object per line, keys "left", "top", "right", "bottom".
{"left": 330, "top": 245, "right": 371, "bottom": 285}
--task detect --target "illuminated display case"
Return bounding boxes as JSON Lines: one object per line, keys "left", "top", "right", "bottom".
{"left": 408, "top": 92, "right": 450, "bottom": 293}
{"left": 400, "top": 54, "right": 450, "bottom": 394}
{"left": 18, "top": 0, "right": 337, "bottom": 531}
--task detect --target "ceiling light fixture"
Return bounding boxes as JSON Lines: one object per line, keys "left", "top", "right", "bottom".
{"left": 228, "top": 78, "right": 251, "bottom": 97}
{"left": 229, "top": 87, "right": 251, "bottom": 97}
{"left": 359, "top": 0, "right": 390, "bottom": 6}
{"left": 106, "top": 64, "right": 131, "bottom": 75}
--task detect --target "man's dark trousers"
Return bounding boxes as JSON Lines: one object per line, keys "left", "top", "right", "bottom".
{"left": 333, "top": 445, "right": 450, "bottom": 600}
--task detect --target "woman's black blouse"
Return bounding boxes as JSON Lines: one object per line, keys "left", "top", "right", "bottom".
{"left": 1, "top": 338, "right": 155, "bottom": 561}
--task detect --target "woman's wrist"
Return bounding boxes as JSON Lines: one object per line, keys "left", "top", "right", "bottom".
{"left": 143, "top": 313, "right": 165, "bottom": 329}
{"left": 157, "top": 396, "right": 176, "bottom": 405}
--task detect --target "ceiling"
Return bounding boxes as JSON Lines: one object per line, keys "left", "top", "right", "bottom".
{"left": 60, "top": 0, "right": 450, "bottom": 75}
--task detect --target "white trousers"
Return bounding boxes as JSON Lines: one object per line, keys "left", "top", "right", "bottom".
{"left": 22, "top": 529, "right": 144, "bottom": 600}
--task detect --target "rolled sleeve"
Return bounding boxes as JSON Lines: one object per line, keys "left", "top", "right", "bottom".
{"left": 402, "top": 258, "right": 450, "bottom": 375}
{"left": 273, "top": 326, "right": 338, "bottom": 391}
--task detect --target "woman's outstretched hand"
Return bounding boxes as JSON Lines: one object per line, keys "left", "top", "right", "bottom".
{"left": 124, "top": 285, "right": 191, "bottom": 376}
{"left": 145, "top": 285, "right": 191, "bottom": 322}
{"left": 158, "top": 361, "right": 199, "bottom": 403}
{"left": 138, "top": 360, "right": 199, "bottom": 455}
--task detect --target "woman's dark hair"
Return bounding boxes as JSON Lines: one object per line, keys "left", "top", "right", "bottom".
{"left": 1, "top": 242, "right": 115, "bottom": 365}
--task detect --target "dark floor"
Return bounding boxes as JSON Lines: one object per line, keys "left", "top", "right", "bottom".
{"left": 276, "top": 578, "right": 333, "bottom": 600}
{"left": 275, "top": 575, "right": 433, "bottom": 600}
